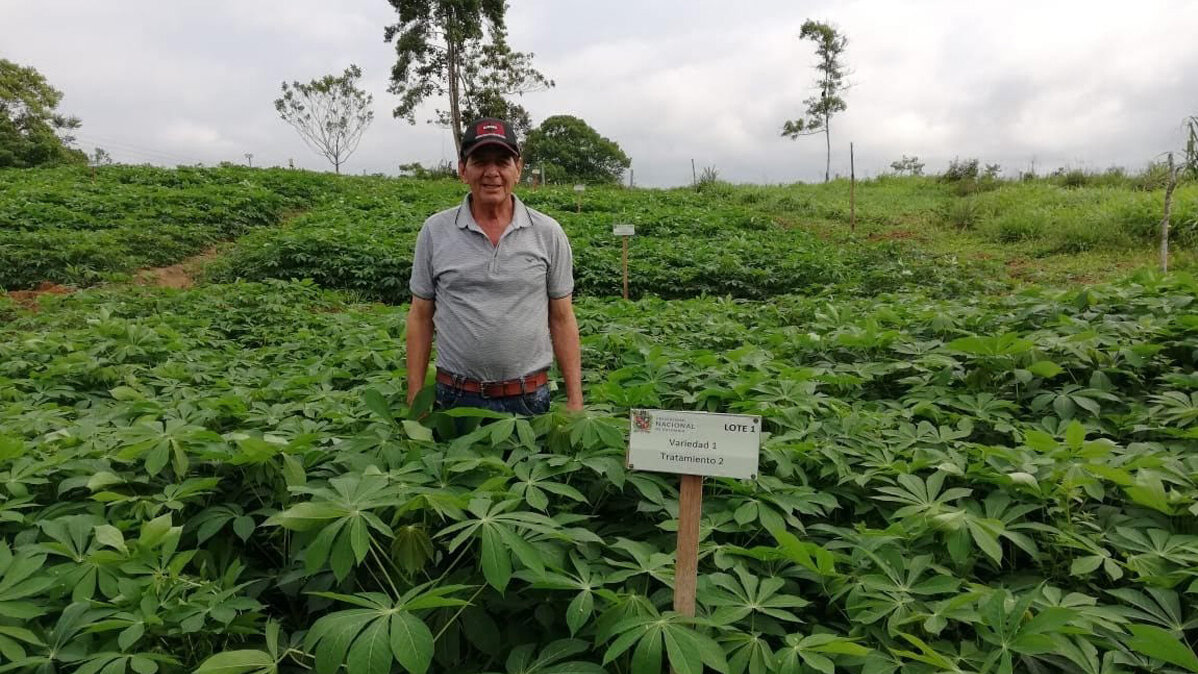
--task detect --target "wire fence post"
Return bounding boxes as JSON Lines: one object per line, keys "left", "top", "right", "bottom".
{"left": 850, "top": 142, "right": 856, "bottom": 234}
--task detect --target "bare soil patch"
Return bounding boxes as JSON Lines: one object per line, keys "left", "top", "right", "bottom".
{"left": 866, "top": 229, "right": 922, "bottom": 242}
{"left": 134, "top": 246, "right": 222, "bottom": 289}
{"left": 5, "top": 282, "right": 75, "bottom": 311}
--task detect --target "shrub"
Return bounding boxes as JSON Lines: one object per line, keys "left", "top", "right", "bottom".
{"left": 989, "top": 210, "right": 1046, "bottom": 242}
{"left": 941, "top": 196, "right": 983, "bottom": 230}
{"left": 940, "top": 157, "right": 980, "bottom": 182}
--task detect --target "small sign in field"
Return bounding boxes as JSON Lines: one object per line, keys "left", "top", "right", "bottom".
{"left": 612, "top": 223, "right": 635, "bottom": 236}
{"left": 626, "top": 408, "right": 762, "bottom": 617}
{"left": 627, "top": 408, "right": 760, "bottom": 480}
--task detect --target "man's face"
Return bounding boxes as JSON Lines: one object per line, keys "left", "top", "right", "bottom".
{"left": 459, "top": 146, "right": 523, "bottom": 209}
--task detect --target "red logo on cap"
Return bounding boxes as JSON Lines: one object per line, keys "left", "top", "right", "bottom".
{"left": 476, "top": 121, "right": 506, "bottom": 138}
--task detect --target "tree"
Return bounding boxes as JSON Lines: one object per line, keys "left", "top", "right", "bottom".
{"left": 89, "top": 147, "right": 112, "bottom": 166}
{"left": 0, "top": 59, "right": 86, "bottom": 168}
{"left": 522, "top": 115, "right": 631, "bottom": 185}
{"left": 781, "top": 20, "right": 848, "bottom": 183}
{"left": 383, "top": 0, "right": 552, "bottom": 154}
{"left": 274, "top": 65, "right": 374, "bottom": 175}
{"left": 889, "top": 155, "right": 924, "bottom": 176}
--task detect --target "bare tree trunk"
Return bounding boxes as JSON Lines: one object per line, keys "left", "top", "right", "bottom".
{"left": 447, "top": 34, "right": 463, "bottom": 156}
{"left": 1161, "top": 152, "right": 1176, "bottom": 273}
{"left": 823, "top": 113, "right": 831, "bottom": 183}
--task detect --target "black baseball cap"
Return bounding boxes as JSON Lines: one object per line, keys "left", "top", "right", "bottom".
{"left": 460, "top": 117, "right": 520, "bottom": 159}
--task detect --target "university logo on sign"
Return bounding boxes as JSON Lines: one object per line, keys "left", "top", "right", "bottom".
{"left": 476, "top": 121, "right": 506, "bottom": 138}
{"left": 632, "top": 410, "right": 652, "bottom": 432}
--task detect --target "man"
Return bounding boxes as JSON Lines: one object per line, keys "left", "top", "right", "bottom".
{"left": 405, "top": 117, "right": 583, "bottom": 415}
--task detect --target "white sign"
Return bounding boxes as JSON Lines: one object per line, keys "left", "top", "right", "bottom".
{"left": 612, "top": 224, "right": 635, "bottom": 236}
{"left": 573, "top": 184, "right": 586, "bottom": 192}
{"left": 627, "top": 409, "right": 760, "bottom": 480}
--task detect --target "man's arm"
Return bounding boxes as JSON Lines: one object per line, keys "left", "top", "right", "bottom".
{"left": 548, "top": 295, "right": 583, "bottom": 411}
{"left": 406, "top": 296, "right": 436, "bottom": 406}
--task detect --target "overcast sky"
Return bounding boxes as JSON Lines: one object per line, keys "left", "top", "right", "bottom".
{"left": 5, "top": 1, "right": 1197, "bottom": 186}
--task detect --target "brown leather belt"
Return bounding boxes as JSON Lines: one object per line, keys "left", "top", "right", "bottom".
{"left": 436, "top": 369, "right": 548, "bottom": 398}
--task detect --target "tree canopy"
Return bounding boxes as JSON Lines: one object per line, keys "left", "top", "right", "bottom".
{"left": 522, "top": 115, "right": 630, "bottom": 185}
{"left": 0, "top": 59, "right": 86, "bottom": 168}
{"left": 274, "top": 64, "right": 374, "bottom": 174}
{"left": 383, "top": 0, "right": 551, "bottom": 153}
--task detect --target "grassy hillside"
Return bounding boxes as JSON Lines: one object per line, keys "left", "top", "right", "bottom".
{"left": 3, "top": 165, "right": 1193, "bottom": 297}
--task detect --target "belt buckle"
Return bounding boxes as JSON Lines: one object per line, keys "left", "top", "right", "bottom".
{"left": 479, "top": 379, "right": 498, "bottom": 399}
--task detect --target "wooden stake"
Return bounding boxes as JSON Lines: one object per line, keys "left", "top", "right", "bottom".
{"left": 673, "top": 474, "right": 703, "bottom": 617}
{"left": 622, "top": 236, "right": 629, "bottom": 300}
{"left": 850, "top": 142, "right": 856, "bottom": 234}
{"left": 1161, "top": 152, "right": 1176, "bottom": 273}
{"left": 691, "top": 159, "right": 697, "bottom": 186}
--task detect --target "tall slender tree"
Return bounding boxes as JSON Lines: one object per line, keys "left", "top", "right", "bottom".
{"left": 383, "top": 0, "right": 551, "bottom": 153}
{"left": 781, "top": 20, "right": 848, "bottom": 183}
{"left": 274, "top": 65, "right": 374, "bottom": 174}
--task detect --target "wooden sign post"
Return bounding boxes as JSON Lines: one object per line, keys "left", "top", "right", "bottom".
{"left": 574, "top": 184, "right": 585, "bottom": 213}
{"left": 612, "top": 224, "right": 635, "bottom": 300}
{"left": 627, "top": 409, "right": 761, "bottom": 618}
{"left": 674, "top": 473, "right": 703, "bottom": 616}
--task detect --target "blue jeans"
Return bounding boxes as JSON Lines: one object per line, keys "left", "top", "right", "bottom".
{"left": 434, "top": 381, "right": 552, "bottom": 415}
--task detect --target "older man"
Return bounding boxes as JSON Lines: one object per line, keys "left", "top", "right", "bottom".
{"left": 405, "top": 117, "right": 583, "bottom": 415}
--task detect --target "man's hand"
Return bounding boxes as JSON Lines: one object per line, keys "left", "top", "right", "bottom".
{"left": 548, "top": 295, "right": 584, "bottom": 411}
{"left": 405, "top": 297, "right": 435, "bottom": 406}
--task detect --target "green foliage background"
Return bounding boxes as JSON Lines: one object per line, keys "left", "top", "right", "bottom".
{"left": 2, "top": 166, "right": 1198, "bottom": 673}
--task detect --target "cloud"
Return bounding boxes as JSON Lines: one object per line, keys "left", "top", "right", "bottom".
{"left": 3, "top": 0, "right": 1196, "bottom": 184}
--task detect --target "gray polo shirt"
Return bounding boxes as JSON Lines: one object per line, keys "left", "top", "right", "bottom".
{"left": 410, "top": 194, "right": 574, "bottom": 381}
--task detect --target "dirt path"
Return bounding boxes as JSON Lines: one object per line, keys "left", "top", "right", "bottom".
{"left": 133, "top": 245, "right": 223, "bottom": 289}
{"left": 4, "top": 245, "right": 225, "bottom": 311}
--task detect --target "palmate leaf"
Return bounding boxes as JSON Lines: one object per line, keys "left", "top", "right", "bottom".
{"left": 945, "top": 333, "right": 1033, "bottom": 357}
{"left": 305, "top": 584, "right": 469, "bottom": 674}
{"left": 722, "top": 632, "right": 773, "bottom": 674}
{"left": 602, "top": 610, "right": 727, "bottom": 674}
{"left": 194, "top": 650, "right": 277, "bottom": 674}
{"left": 437, "top": 497, "right": 560, "bottom": 592}
{"left": 265, "top": 472, "right": 397, "bottom": 580}
{"left": 498, "top": 638, "right": 605, "bottom": 674}
{"left": 0, "top": 541, "right": 54, "bottom": 620}
{"left": 520, "top": 553, "right": 607, "bottom": 636}
{"left": 774, "top": 633, "right": 871, "bottom": 674}
{"left": 874, "top": 471, "right": 972, "bottom": 520}
{"left": 1125, "top": 624, "right": 1198, "bottom": 672}
{"left": 700, "top": 566, "right": 809, "bottom": 627}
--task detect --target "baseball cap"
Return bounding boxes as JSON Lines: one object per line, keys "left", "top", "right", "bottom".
{"left": 460, "top": 117, "right": 520, "bottom": 159}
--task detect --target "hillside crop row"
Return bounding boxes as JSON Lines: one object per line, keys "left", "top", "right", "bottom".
{"left": 206, "top": 180, "right": 986, "bottom": 301}
{"left": 0, "top": 166, "right": 336, "bottom": 289}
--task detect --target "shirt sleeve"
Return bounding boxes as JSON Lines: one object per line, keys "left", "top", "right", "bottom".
{"left": 546, "top": 223, "right": 574, "bottom": 299}
{"left": 409, "top": 223, "right": 435, "bottom": 300}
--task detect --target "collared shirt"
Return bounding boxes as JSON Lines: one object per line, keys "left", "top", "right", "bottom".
{"left": 410, "top": 194, "right": 574, "bottom": 381}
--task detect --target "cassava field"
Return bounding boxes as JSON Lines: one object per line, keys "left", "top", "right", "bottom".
{"left": 1, "top": 165, "right": 1197, "bottom": 674}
